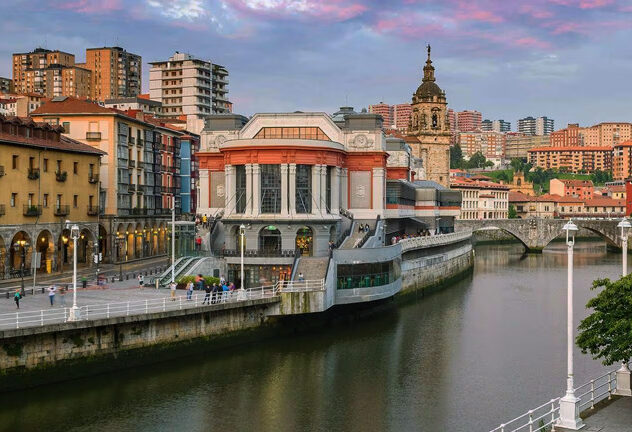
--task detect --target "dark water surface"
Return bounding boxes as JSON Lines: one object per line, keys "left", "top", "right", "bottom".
{"left": 0, "top": 242, "right": 622, "bottom": 432}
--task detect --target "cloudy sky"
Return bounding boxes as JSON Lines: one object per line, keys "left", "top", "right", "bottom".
{"left": 1, "top": 0, "right": 631, "bottom": 129}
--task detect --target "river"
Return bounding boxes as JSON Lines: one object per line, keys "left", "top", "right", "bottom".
{"left": 0, "top": 241, "right": 622, "bottom": 432}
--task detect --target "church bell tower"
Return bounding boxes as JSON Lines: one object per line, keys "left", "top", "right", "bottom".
{"left": 407, "top": 45, "right": 451, "bottom": 186}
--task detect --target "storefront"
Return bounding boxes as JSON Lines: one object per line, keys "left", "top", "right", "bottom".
{"left": 227, "top": 264, "right": 292, "bottom": 288}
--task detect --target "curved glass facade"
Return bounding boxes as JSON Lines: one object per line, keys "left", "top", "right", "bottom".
{"left": 336, "top": 258, "right": 401, "bottom": 290}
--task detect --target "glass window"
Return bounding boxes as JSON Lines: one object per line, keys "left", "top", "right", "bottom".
{"left": 296, "top": 165, "right": 311, "bottom": 213}
{"left": 261, "top": 164, "right": 281, "bottom": 213}
{"left": 336, "top": 259, "right": 401, "bottom": 290}
{"left": 235, "top": 165, "right": 246, "bottom": 213}
{"left": 326, "top": 166, "right": 332, "bottom": 213}
{"left": 253, "top": 127, "right": 331, "bottom": 141}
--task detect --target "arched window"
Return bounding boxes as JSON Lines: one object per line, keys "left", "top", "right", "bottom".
{"left": 259, "top": 226, "right": 281, "bottom": 255}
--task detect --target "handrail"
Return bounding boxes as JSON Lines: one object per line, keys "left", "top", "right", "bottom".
{"left": 289, "top": 247, "right": 301, "bottom": 281}
{"left": 276, "top": 279, "right": 325, "bottom": 293}
{"left": 399, "top": 230, "right": 472, "bottom": 252}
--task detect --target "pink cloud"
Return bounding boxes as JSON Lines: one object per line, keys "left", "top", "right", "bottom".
{"left": 50, "top": 0, "right": 122, "bottom": 13}
{"left": 226, "top": 0, "right": 367, "bottom": 22}
{"left": 550, "top": 0, "right": 615, "bottom": 9}
{"left": 519, "top": 4, "right": 554, "bottom": 19}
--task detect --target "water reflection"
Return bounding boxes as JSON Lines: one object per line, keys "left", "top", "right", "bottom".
{"left": 0, "top": 240, "right": 623, "bottom": 432}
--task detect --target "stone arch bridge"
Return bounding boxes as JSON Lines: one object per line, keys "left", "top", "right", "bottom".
{"left": 454, "top": 219, "right": 627, "bottom": 252}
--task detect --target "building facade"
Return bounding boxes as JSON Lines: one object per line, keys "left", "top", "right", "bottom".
{"left": 0, "top": 77, "right": 13, "bottom": 94}
{"left": 407, "top": 46, "right": 451, "bottom": 187}
{"left": 613, "top": 141, "right": 632, "bottom": 180}
{"left": 104, "top": 96, "right": 163, "bottom": 115}
{"left": 505, "top": 133, "right": 550, "bottom": 159}
{"left": 450, "top": 177, "right": 509, "bottom": 220}
{"left": 455, "top": 110, "right": 482, "bottom": 132}
{"left": 518, "top": 116, "right": 554, "bottom": 136}
{"left": 393, "top": 103, "right": 411, "bottom": 131}
{"left": 509, "top": 192, "right": 555, "bottom": 219}
{"left": 80, "top": 47, "right": 142, "bottom": 101}
{"left": 458, "top": 131, "right": 506, "bottom": 161}
{"left": 0, "top": 114, "right": 105, "bottom": 278}
{"left": 550, "top": 178, "right": 594, "bottom": 200}
{"left": 528, "top": 146, "right": 612, "bottom": 173}
{"left": 31, "top": 97, "right": 196, "bottom": 263}
{"left": 369, "top": 103, "right": 393, "bottom": 129}
{"left": 212, "top": 64, "right": 230, "bottom": 114}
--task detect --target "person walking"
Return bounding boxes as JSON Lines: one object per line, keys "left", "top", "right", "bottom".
{"left": 203, "top": 283, "right": 212, "bottom": 305}
{"left": 222, "top": 281, "right": 230, "bottom": 301}
{"left": 138, "top": 274, "right": 144, "bottom": 289}
{"left": 48, "top": 285, "right": 56, "bottom": 307}
{"left": 186, "top": 281, "right": 194, "bottom": 301}
{"left": 298, "top": 272, "right": 305, "bottom": 282}
{"left": 211, "top": 283, "right": 219, "bottom": 304}
{"left": 170, "top": 281, "right": 177, "bottom": 301}
{"left": 59, "top": 286, "right": 67, "bottom": 307}
{"left": 202, "top": 214, "right": 208, "bottom": 228}
{"left": 220, "top": 274, "right": 226, "bottom": 286}
{"left": 14, "top": 289, "right": 21, "bottom": 309}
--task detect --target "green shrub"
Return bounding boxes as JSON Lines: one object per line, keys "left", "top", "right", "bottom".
{"left": 176, "top": 275, "right": 220, "bottom": 286}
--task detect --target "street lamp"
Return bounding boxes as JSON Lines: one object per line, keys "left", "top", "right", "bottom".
{"left": 115, "top": 234, "right": 124, "bottom": 281}
{"left": 67, "top": 222, "right": 81, "bottom": 321}
{"left": 618, "top": 218, "right": 631, "bottom": 277}
{"left": 558, "top": 219, "right": 583, "bottom": 430}
{"left": 237, "top": 224, "right": 247, "bottom": 300}
{"left": 13, "top": 240, "right": 28, "bottom": 296}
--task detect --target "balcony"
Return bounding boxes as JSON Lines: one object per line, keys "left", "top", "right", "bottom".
{"left": 0, "top": 204, "right": 4, "bottom": 216}
{"left": 87, "top": 205, "right": 99, "bottom": 216}
{"left": 0, "top": 165, "right": 4, "bottom": 177}
{"left": 28, "top": 168, "right": 40, "bottom": 180}
{"left": 129, "top": 137, "right": 136, "bottom": 145}
{"left": 131, "top": 207, "right": 148, "bottom": 216}
{"left": 128, "top": 160, "right": 136, "bottom": 169}
{"left": 54, "top": 205, "right": 70, "bottom": 216}
{"left": 86, "top": 132, "right": 102, "bottom": 141}
{"left": 88, "top": 173, "right": 99, "bottom": 184}
{"left": 160, "top": 164, "right": 168, "bottom": 172}
{"left": 136, "top": 184, "right": 145, "bottom": 194}
{"left": 23, "top": 205, "right": 42, "bottom": 217}
{"left": 55, "top": 170, "right": 67, "bottom": 182}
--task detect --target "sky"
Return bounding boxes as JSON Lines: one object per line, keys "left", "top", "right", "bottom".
{"left": 1, "top": 0, "right": 631, "bottom": 129}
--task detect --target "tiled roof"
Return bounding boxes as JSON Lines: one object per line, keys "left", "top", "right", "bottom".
{"left": 528, "top": 146, "right": 611, "bottom": 152}
{"left": 538, "top": 194, "right": 583, "bottom": 203}
{"left": 554, "top": 179, "right": 593, "bottom": 187}
{"left": 584, "top": 198, "right": 625, "bottom": 207}
{"left": 614, "top": 141, "right": 632, "bottom": 148}
{"left": 450, "top": 177, "right": 509, "bottom": 190}
{"left": 509, "top": 191, "right": 555, "bottom": 203}
{"left": 31, "top": 97, "right": 114, "bottom": 115}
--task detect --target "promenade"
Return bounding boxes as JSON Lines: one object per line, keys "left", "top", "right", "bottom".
{"left": 572, "top": 396, "right": 632, "bottom": 432}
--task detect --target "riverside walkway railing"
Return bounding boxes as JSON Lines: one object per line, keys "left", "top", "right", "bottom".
{"left": 0, "top": 279, "right": 327, "bottom": 330}
{"left": 489, "top": 364, "right": 625, "bottom": 432}
{"left": 399, "top": 230, "right": 472, "bottom": 252}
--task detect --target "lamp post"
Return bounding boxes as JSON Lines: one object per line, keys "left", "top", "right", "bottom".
{"left": 115, "top": 234, "right": 124, "bottom": 281}
{"left": 171, "top": 202, "right": 176, "bottom": 284}
{"left": 68, "top": 223, "right": 81, "bottom": 321}
{"left": 558, "top": 219, "right": 583, "bottom": 430}
{"left": 14, "top": 240, "right": 28, "bottom": 296}
{"left": 618, "top": 218, "right": 631, "bottom": 277}
{"left": 237, "top": 224, "right": 247, "bottom": 300}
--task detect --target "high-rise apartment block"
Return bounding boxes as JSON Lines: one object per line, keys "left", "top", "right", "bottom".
{"left": 458, "top": 131, "right": 506, "bottom": 161}
{"left": 505, "top": 133, "right": 550, "bottom": 159}
{"left": 0, "top": 77, "right": 13, "bottom": 93}
{"left": 12, "top": 48, "right": 91, "bottom": 98}
{"left": 79, "top": 47, "right": 142, "bottom": 101}
{"left": 518, "top": 116, "right": 554, "bottom": 136}
{"left": 456, "top": 110, "right": 482, "bottom": 132}
{"left": 368, "top": 102, "right": 393, "bottom": 128}
{"left": 551, "top": 122, "right": 632, "bottom": 148}
{"left": 393, "top": 103, "right": 411, "bottom": 131}
{"left": 149, "top": 52, "right": 230, "bottom": 119}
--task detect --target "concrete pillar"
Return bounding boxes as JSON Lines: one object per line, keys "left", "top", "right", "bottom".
{"left": 615, "top": 362, "right": 632, "bottom": 396}
{"left": 289, "top": 163, "right": 297, "bottom": 216}
{"left": 198, "top": 170, "right": 209, "bottom": 211}
{"left": 372, "top": 167, "right": 385, "bottom": 213}
{"left": 312, "top": 164, "right": 321, "bottom": 215}
{"left": 252, "top": 164, "right": 261, "bottom": 216}
{"left": 321, "top": 165, "right": 328, "bottom": 213}
{"left": 340, "top": 168, "right": 348, "bottom": 210}
{"left": 331, "top": 167, "right": 340, "bottom": 215}
{"left": 225, "top": 165, "right": 235, "bottom": 216}
{"left": 245, "top": 164, "right": 253, "bottom": 215}
{"left": 281, "top": 163, "right": 289, "bottom": 216}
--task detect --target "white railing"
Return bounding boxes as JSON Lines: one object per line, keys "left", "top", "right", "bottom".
{"left": 276, "top": 279, "right": 325, "bottom": 292}
{"left": 0, "top": 285, "right": 279, "bottom": 330}
{"left": 489, "top": 367, "right": 621, "bottom": 432}
{"left": 400, "top": 230, "right": 473, "bottom": 252}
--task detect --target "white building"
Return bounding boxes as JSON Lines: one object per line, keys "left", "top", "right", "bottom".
{"left": 450, "top": 178, "right": 509, "bottom": 220}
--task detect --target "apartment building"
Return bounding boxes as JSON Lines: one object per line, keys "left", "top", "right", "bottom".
{"left": 31, "top": 97, "right": 195, "bottom": 263}
{"left": 458, "top": 131, "right": 506, "bottom": 160}
{"left": 393, "top": 103, "right": 411, "bottom": 131}
{"left": 528, "top": 146, "right": 612, "bottom": 173}
{"left": 0, "top": 77, "right": 13, "bottom": 94}
{"left": 508, "top": 192, "right": 555, "bottom": 218}
{"left": 369, "top": 102, "right": 393, "bottom": 128}
{"left": 455, "top": 110, "right": 482, "bottom": 132}
{"left": 149, "top": 52, "right": 230, "bottom": 121}
{"left": 79, "top": 47, "right": 142, "bottom": 101}
{"left": 505, "top": 133, "right": 550, "bottom": 159}
{"left": 550, "top": 178, "right": 594, "bottom": 200}
{"left": 104, "top": 96, "right": 163, "bottom": 115}
{"left": 581, "top": 123, "right": 632, "bottom": 148}
{"left": 0, "top": 114, "right": 104, "bottom": 277}
{"left": 551, "top": 123, "right": 582, "bottom": 147}
{"left": 482, "top": 119, "right": 511, "bottom": 133}
{"left": 450, "top": 177, "right": 509, "bottom": 220}
{"left": 518, "top": 116, "right": 554, "bottom": 136}
{"left": 613, "top": 141, "right": 632, "bottom": 180}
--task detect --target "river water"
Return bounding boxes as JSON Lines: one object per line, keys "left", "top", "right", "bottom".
{"left": 0, "top": 241, "right": 622, "bottom": 432}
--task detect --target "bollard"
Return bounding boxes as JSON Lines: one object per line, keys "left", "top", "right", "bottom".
{"left": 126, "top": 274, "right": 129, "bottom": 280}
{"left": 42, "top": 287, "right": 45, "bottom": 294}
{"left": 5, "top": 292, "right": 8, "bottom": 299}
{"left": 112, "top": 277, "right": 115, "bottom": 283}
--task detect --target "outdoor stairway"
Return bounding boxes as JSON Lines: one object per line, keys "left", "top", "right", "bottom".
{"left": 292, "top": 257, "right": 330, "bottom": 281}
{"left": 340, "top": 219, "right": 376, "bottom": 249}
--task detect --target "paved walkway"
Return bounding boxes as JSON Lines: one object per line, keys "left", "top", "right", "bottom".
{"left": 578, "top": 396, "right": 632, "bottom": 432}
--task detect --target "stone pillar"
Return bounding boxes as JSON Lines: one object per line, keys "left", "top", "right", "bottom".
{"left": 245, "top": 164, "right": 253, "bottom": 216}
{"left": 225, "top": 165, "right": 235, "bottom": 216}
{"left": 320, "top": 165, "right": 328, "bottom": 213}
{"left": 340, "top": 168, "right": 349, "bottom": 210}
{"left": 252, "top": 164, "right": 261, "bottom": 216}
{"left": 615, "top": 362, "right": 632, "bottom": 396}
{"left": 198, "top": 170, "right": 209, "bottom": 211}
{"left": 372, "top": 167, "right": 385, "bottom": 213}
{"left": 331, "top": 167, "right": 340, "bottom": 215}
{"left": 289, "top": 163, "right": 297, "bottom": 216}
{"left": 280, "top": 163, "right": 289, "bottom": 216}
{"left": 312, "top": 164, "right": 321, "bottom": 215}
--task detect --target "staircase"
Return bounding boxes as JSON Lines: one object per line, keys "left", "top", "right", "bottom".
{"left": 292, "top": 257, "right": 330, "bottom": 281}
{"left": 340, "top": 219, "right": 376, "bottom": 249}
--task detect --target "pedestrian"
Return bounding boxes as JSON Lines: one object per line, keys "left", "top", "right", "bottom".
{"left": 298, "top": 272, "right": 305, "bottom": 282}
{"left": 222, "top": 281, "right": 230, "bottom": 300}
{"left": 195, "top": 236, "right": 202, "bottom": 251}
{"left": 358, "top": 223, "right": 363, "bottom": 233}
{"left": 59, "top": 286, "right": 66, "bottom": 306}
{"left": 14, "top": 289, "right": 21, "bottom": 309}
{"left": 220, "top": 274, "right": 226, "bottom": 286}
{"left": 202, "top": 214, "right": 208, "bottom": 228}
{"left": 170, "top": 281, "right": 177, "bottom": 301}
{"left": 211, "top": 283, "right": 219, "bottom": 304}
{"left": 197, "top": 274, "right": 205, "bottom": 291}
{"left": 204, "top": 283, "right": 213, "bottom": 305}
{"left": 48, "top": 285, "right": 56, "bottom": 306}
{"left": 187, "top": 281, "right": 194, "bottom": 300}
{"left": 138, "top": 274, "right": 144, "bottom": 289}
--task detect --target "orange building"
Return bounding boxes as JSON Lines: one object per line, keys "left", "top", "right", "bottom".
{"left": 528, "top": 146, "right": 612, "bottom": 173}
{"left": 80, "top": 47, "right": 142, "bottom": 101}
{"left": 549, "top": 178, "right": 594, "bottom": 200}
{"left": 550, "top": 123, "right": 581, "bottom": 147}
{"left": 368, "top": 102, "right": 393, "bottom": 128}
{"left": 393, "top": 103, "right": 411, "bottom": 131}
{"left": 613, "top": 141, "right": 632, "bottom": 180}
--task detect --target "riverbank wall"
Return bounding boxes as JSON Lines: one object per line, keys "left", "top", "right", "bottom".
{"left": 0, "top": 298, "right": 280, "bottom": 391}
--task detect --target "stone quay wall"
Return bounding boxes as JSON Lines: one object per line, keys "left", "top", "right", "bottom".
{"left": 0, "top": 298, "right": 280, "bottom": 391}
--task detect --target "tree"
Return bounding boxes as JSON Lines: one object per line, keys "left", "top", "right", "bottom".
{"left": 510, "top": 158, "right": 525, "bottom": 173}
{"left": 508, "top": 204, "right": 518, "bottom": 219}
{"left": 466, "top": 151, "right": 487, "bottom": 169}
{"left": 576, "top": 276, "right": 632, "bottom": 366}
{"left": 450, "top": 144, "right": 464, "bottom": 169}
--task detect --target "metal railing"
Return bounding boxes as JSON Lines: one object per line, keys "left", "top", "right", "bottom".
{"left": 489, "top": 366, "right": 622, "bottom": 432}
{"left": 276, "top": 279, "right": 325, "bottom": 292}
{"left": 221, "top": 248, "right": 298, "bottom": 258}
{"left": 400, "top": 230, "right": 473, "bottom": 252}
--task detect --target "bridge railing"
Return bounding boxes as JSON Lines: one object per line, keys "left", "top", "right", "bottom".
{"left": 399, "top": 230, "right": 472, "bottom": 252}
{"left": 489, "top": 365, "right": 623, "bottom": 432}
